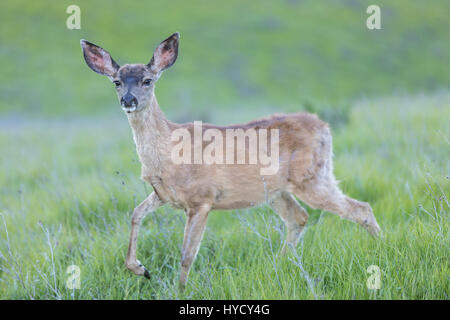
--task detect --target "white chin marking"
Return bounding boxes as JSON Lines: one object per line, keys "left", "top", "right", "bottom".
{"left": 123, "top": 106, "right": 137, "bottom": 113}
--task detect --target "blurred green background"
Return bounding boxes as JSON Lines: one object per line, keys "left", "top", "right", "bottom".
{"left": 1, "top": 0, "right": 449, "bottom": 121}
{"left": 0, "top": 1, "right": 449, "bottom": 299}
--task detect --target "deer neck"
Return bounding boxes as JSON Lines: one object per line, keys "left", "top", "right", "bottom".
{"left": 126, "top": 93, "right": 171, "bottom": 178}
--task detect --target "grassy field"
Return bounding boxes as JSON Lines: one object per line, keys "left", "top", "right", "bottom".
{"left": 0, "top": 92, "right": 448, "bottom": 299}
{"left": 0, "top": 1, "right": 449, "bottom": 299}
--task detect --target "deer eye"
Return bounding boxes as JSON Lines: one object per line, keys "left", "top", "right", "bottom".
{"left": 143, "top": 79, "right": 152, "bottom": 86}
{"left": 113, "top": 81, "right": 121, "bottom": 87}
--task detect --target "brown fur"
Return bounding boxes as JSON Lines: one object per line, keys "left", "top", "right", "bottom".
{"left": 127, "top": 95, "right": 380, "bottom": 289}
{"left": 81, "top": 33, "right": 381, "bottom": 290}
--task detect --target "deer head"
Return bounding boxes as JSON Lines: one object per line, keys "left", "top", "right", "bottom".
{"left": 80, "top": 32, "right": 179, "bottom": 113}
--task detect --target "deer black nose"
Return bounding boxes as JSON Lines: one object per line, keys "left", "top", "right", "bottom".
{"left": 121, "top": 93, "right": 138, "bottom": 107}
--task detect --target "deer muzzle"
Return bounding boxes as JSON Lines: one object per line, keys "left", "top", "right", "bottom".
{"left": 121, "top": 93, "right": 138, "bottom": 113}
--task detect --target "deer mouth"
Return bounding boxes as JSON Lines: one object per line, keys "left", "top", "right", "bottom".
{"left": 122, "top": 105, "right": 137, "bottom": 113}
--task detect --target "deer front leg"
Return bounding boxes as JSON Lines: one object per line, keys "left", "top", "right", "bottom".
{"left": 125, "top": 191, "right": 163, "bottom": 279}
{"left": 179, "top": 205, "right": 211, "bottom": 290}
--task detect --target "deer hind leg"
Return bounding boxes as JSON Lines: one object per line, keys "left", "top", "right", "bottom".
{"left": 179, "top": 205, "right": 211, "bottom": 290}
{"left": 291, "top": 125, "right": 380, "bottom": 236}
{"left": 125, "top": 191, "right": 163, "bottom": 279}
{"left": 270, "top": 191, "right": 309, "bottom": 254}
{"left": 294, "top": 176, "right": 380, "bottom": 236}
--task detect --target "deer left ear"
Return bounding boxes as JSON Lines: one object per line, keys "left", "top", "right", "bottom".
{"left": 148, "top": 32, "right": 179, "bottom": 73}
{"left": 80, "top": 39, "right": 120, "bottom": 76}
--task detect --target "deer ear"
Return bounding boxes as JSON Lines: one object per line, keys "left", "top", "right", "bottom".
{"left": 148, "top": 32, "right": 179, "bottom": 73}
{"left": 80, "top": 39, "right": 120, "bottom": 76}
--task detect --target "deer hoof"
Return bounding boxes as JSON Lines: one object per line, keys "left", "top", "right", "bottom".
{"left": 126, "top": 260, "right": 150, "bottom": 278}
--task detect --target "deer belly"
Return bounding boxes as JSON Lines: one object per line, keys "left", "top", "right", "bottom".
{"left": 145, "top": 164, "right": 286, "bottom": 210}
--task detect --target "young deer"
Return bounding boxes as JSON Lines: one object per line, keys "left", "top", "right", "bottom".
{"left": 80, "top": 32, "right": 380, "bottom": 289}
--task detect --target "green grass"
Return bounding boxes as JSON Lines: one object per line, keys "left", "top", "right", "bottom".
{"left": 0, "top": 92, "right": 448, "bottom": 299}
{"left": 0, "top": 0, "right": 449, "bottom": 300}
{"left": 0, "top": 0, "right": 449, "bottom": 118}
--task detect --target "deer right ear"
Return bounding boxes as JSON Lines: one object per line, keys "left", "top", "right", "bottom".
{"left": 80, "top": 39, "right": 120, "bottom": 76}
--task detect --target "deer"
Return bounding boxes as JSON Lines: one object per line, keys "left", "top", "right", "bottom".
{"left": 80, "top": 32, "right": 380, "bottom": 290}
